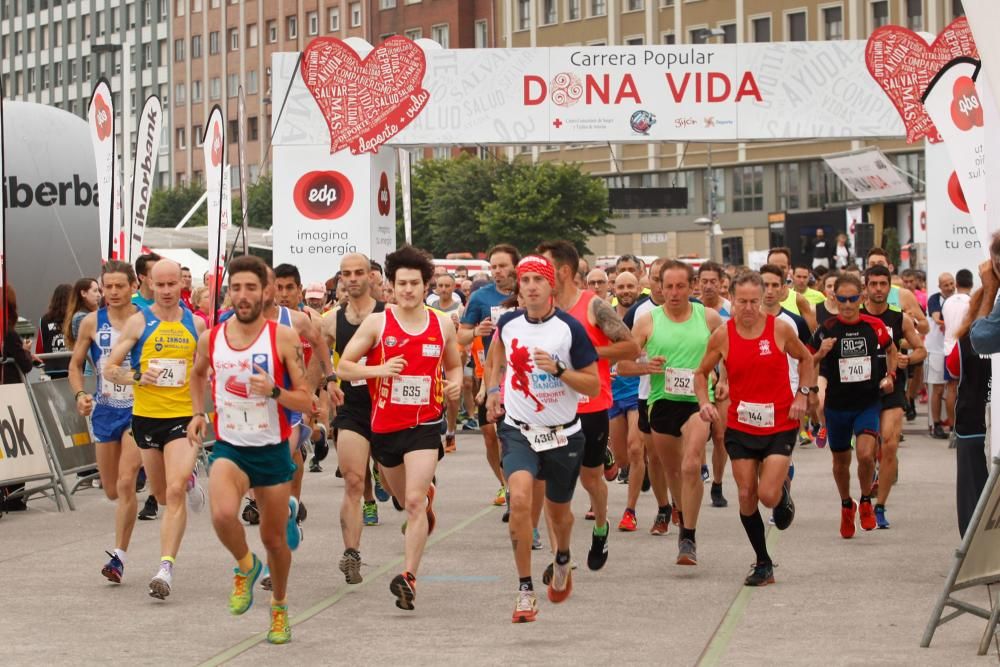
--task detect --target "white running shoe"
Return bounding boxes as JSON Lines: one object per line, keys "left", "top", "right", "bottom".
{"left": 186, "top": 472, "right": 206, "bottom": 513}
{"left": 149, "top": 566, "right": 173, "bottom": 599}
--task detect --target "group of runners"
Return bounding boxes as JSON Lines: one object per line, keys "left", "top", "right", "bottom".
{"left": 73, "top": 239, "right": 936, "bottom": 636}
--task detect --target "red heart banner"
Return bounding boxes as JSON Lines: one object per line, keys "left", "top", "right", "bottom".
{"left": 865, "top": 16, "right": 978, "bottom": 144}
{"left": 301, "top": 36, "right": 430, "bottom": 155}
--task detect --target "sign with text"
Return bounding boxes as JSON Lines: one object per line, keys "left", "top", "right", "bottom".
{"left": 30, "top": 377, "right": 96, "bottom": 474}
{"left": 925, "top": 140, "right": 987, "bottom": 287}
{"left": 0, "top": 383, "right": 51, "bottom": 483}
{"left": 823, "top": 148, "right": 913, "bottom": 201}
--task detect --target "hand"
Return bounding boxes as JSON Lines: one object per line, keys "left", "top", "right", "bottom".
{"left": 187, "top": 414, "right": 208, "bottom": 447}
{"left": 532, "top": 348, "right": 557, "bottom": 375}
{"left": 645, "top": 355, "right": 666, "bottom": 375}
{"left": 476, "top": 382, "right": 487, "bottom": 405}
{"left": 698, "top": 402, "right": 719, "bottom": 423}
{"left": 486, "top": 392, "right": 505, "bottom": 423}
{"left": 140, "top": 367, "right": 164, "bottom": 386}
{"left": 327, "top": 382, "right": 345, "bottom": 407}
{"left": 380, "top": 355, "right": 406, "bottom": 378}
{"left": 22, "top": 339, "right": 32, "bottom": 353}
{"left": 714, "top": 381, "right": 729, "bottom": 402}
{"left": 248, "top": 364, "right": 275, "bottom": 397}
{"left": 880, "top": 375, "right": 895, "bottom": 394}
{"left": 818, "top": 337, "right": 836, "bottom": 357}
{"left": 309, "top": 397, "right": 321, "bottom": 420}
{"left": 980, "top": 259, "right": 999, "bottom": 290}
{"left": 76, "top": 393, "right": 94, "bottom": 417}
{"left": 443, "top": 379, "right": 461, "bottom": 402}
{"left": 789, "top": 394, "right": 808, "bottom": 421}
{"left": 898, "top": 353, "right": 910, "bottom": 369}
{"left": 474, "top": 318, "right": 494, "bottom": 337}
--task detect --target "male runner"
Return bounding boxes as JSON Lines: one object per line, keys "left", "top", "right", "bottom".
{"left": 862, "top": 265, "right": 925, "bottom": 528}
{"left": 538, "top": 240, "right": 639, "bottom": 571}
{"left": 188, "top": 255, "right": 312, "bottom": 644}
{"left": 791, "top": 264, "right": 826, "bottom": 305}
{"left": 103, "top": 260, "right": 206, "bottom": 599}
{"left": 766, "top": 248, "right": 817, "bottom": 331}
{"left": 70, "top": 261, "right": 141, "bottom": 583}
{"left": 864, "top": 248, "right": 930, "bottom": 336}
{"left": 485, "top": 255, "right": 599, "bottom": 622}
{"left": 630, "top": 260, "right": 724, "bottom": 565}
{"left": 132, "top": 253, "right": 161, "bottom": 309}
{"left": 697, "top": 261, "right": 731, "bottom": 507}
{"left": 434, "top": 273, "right": 464, "bottom": 452}
{"left": 337, "top": 245, "right": 463, "bottom": 611}
{"left": 695, "top": 271, "right": 812, "bottom": 586}
{"left": 810, "top": 273, "right": 897, "bottom": 539}
{"left": 319, "top": 253, "right": 386, "bottom": 584}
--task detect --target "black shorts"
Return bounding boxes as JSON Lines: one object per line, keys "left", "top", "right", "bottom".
{"left": 638, "top": 398, "right": 651, "bottom": 435}
{"left": 370, "top": 422, "right": 444, "bottom": 469}
{"left": 132, "top": 415, "right": 191, "bottom": 450}
{"left": 499, "top": 421, "right": 585, "bottom": 504}
{"left": 578, "top": 410, "right": 609, "bottom": 468}
{"left": 649, "top": 399, "right": 699, "bottom": 438}
{"left": 333, "top": 403, "right": 372, "bottom": 442}
{"left": 880, "top": 387, "right": 907, "bottom": 412}
{"left": 725, "top": 427, "right": 797, "bottom": 461}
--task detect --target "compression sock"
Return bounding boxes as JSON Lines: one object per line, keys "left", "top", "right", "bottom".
{"left": 740, "top": 511, "right": 770, "bottom": 565}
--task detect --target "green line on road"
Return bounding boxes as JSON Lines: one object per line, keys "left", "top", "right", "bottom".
{"left": 197, "top": 505, "right": 498, "bottom": 667}
{"left": 697, "top": 526, "right": 782, "bottom": 667}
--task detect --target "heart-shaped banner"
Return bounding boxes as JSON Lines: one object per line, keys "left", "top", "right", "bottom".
{"left": 865, "top": 16, "right": 978, "bottom": 144}
{"left": 301, "top": 36, "right": 430, "bottom": 155}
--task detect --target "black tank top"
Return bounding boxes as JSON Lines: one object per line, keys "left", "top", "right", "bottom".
{"left": 863, "top": 305, "right": 905, "bottom": 385}
{"left": 955, "top": 335, "right": 991, "bottom": 437}
{"left": 816, "top": 302, "right": 835, "bottom": 325}
{"left": 336, "top": 301, "right": 385, "bottom": 405}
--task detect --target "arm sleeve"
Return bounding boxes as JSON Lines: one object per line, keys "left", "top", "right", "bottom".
{"left": 971, "top": 295, "right": 1000, "bottom": 354}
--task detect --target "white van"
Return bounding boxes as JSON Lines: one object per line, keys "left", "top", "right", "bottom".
{"left": 432, "top": 258, "right": 491, "bottom": 277}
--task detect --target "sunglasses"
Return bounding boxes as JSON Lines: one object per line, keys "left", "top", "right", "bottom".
{"left": 835, "top": 294, "right": 861, "bottom": 303}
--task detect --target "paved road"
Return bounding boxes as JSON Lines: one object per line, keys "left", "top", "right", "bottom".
{"left": 1, "top": 414, "right": 996, "bottom": 666}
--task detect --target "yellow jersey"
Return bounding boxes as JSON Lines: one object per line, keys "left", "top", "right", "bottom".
{"left": 130, "top": 307, "right": 199, "bottom": 418}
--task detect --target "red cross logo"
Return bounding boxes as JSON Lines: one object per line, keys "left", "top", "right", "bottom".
{"left": 552, "top": 118, "right": 563, "bottom": 129}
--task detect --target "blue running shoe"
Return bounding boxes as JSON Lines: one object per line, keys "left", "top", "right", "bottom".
{"left": 875, "top": 505, "right": 890, "bottom": 529}
{"left": 287, "top": 497, "right": 302, "bottom": 551}
{"left": 532, "top": 528, "right": 542, "bottom": 550}
{"left": 102, "top": 551, "right": 124, "bottom": 583}
{"left": 372, "top": 466, "right": 390, "bottom": 503}
{"left": 363, "top": 501, "right": 379, "bottom": 526}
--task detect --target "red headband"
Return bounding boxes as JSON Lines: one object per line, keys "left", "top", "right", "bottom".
{"left": 517, "top": 255, "right": 556, "bottom": 288}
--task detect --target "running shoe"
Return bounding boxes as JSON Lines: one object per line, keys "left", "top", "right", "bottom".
{"left": 931, "top": 423, "right": 948, "bottom": 439}
{"left": 339, "top": 549, "right": 362, "bottom": 585}
{"left": 547, "top": 561, "right": 573, "bottom": 603}
{"left": 444, "top": 434, "right": 457, "bottom": 453}
{"left": 710, "top": 483, "right": 728, "bottom": 508}
{"left": 587, "top": 528, "right": 609, "bottom": 570}
{"left": 101, "top": 551, "right": 124, "bottom": 584}
{"left": 267, "top": 603, "right": 291, "bottom": 644}
{"left": 260, "top": 565, "right": 271, "bottom": 591}
{"left": 905, "top": 400, "right": 917, "bottom": 422}
{"left": 493, "top": 486, "right": 507, "bottom": 507}
{"left": 186, "top": 472, "right": 206, "bottom": 513}
{"left": 744, "top": 561, "right": 775, "bottom": 587}
{"left": 618, "top": 508, "right": 638, "bottom": 532}
{"left": 297, "top": 502, "right": 307, "bottom": 524}
{"left": 772, "top": 480, "right": 795, "bottom": 531}
{"left": 875, "top": 505, "right": 890, "bottom": 529}
{"left": 585, "top": 506, "right": 595, "bottom": 521}
{"left": 461, "top": 418, "right": 479, "bottom": 431}
{"left": 287, "top": 497, "right": 302, "bottom": 551}
{"left": 242, "top": 498, "right": 260, "bottom": 525}
{"left": 543, "top": 562, "right": 553, "bottom": 586}
{"left": 532, "top": 528, "right": 543, "bottom": 550}
{"left": 603, "top": 448, "right": 619, "bottom": 482}
{"left": 701, "top": 464, "right": 710, "bottom": 483}
{"left": 649, "top": 512, "right": 670, "bottom": 536}
{"left": 617, "top": 465, "right": 629, "bottom": 484}
{"left": 363, "top": 501, "right": 379, "bottom": 526}
{"left": 390, "top": 572, "right": 417, "bottom": 610}
{"left": 138, "top": 495, "right": 158, "bottom": 521}
{"left": 815, "top": 427, "right": 828, "bottom": 449}
{"left": 502, "top": 488, "right": 510, "bottom": 523}
{"left": 797, "top": 429, "right": 813, "bottom": 448}
{"left": 148, "top": 565, "right": 172, "bottom": 600}
{"left": 229, "top": 553, "right": 263, "bottom": 616}
{"left": 426, "top": 483, "right": 437, "bottom": 536}
{"left": 858, "top": 499, "right": 876, "bottom": 531}
{"left": 371, "top": 467, "right": 389, "bottom": 503}
{"left": 676, "top": 538, "right": 697, "bottom": 566}
{"left": 512, "top": 590, "right": 538, "bottom": 623}
{"left": 136, "top": 468, "right": 147, "bottom": 493}
{"left": 308, "top": 459, "right": 323, "bottom": 473}
{"left": 840, "top": 500, "right": 857, "bottom": 539}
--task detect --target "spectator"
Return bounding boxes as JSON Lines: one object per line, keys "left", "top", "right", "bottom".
{"left": 834, "top": 233, "right": 852, "bottom": 269}
{"left": 811, "top": 228, "right": 833, "bottom": 269}
{"left": 615, "top": 253, "right": 644, "bottom": 278}
{"left": 459, "top": 279, "right": 473, "bottom": 301}
{"left": 1, "top": 285, "right": 39, "bottom": 512}
{"left": 180, "top": 266, "right": 193, "bottom": 310}
{"left": 927, "top": 272, "right": 956, "bottom": 439}
{"left": 63, "top": 277, "right": 101, "bottom": 351}
{"left": 970, "top": 235, "right": 1000, "bottom": 354}
{"left": 304, "top": 282, "right": 326, "bottom": 311}
{"left": 191, "top": 286, "right": 211, "bottom": 327}
{"left": 941, "top": 269, "right": 973, "bottom": 441}
{"left": 36, "top": 283, "right": 72, "bottom": 379}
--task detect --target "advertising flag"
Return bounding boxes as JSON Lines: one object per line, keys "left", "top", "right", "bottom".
{"left": 87, "top": 78, "right": 116, "bottom": 262}
{"left": 237, "top": 87, "right": 249, "bottom": 255}
{"left": 203, "top": 105, "right": 225, "bottom": 325}
{"left": 129, "top": 95, "right": 162, "bottom": 263}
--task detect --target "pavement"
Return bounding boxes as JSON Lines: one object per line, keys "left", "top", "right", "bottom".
{"left": 1, "top": 413, "right": 998, "bottom": 666}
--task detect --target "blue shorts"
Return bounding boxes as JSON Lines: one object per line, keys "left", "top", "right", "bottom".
{"left": 91, "top": 404, "right": 133, "bottom": 443}
{"left": 608, "top": 395, "right": 639, "bottom": 420}
{"left": 824, "top": 403, "right": 881, "bottom": 453}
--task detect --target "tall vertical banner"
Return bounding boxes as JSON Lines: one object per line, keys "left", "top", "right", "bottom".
{"left": 925, "top": 140, "right": 986, "bottom": 286}
{"left": 0, "top": 77, "right": 7, "bottom": 352}
{"left": 203, "top": 106, "right": 225, "bottom": 325}
{"left": 237, "top": 87, "right": 249, "bottom": 256}
{"left": 398, "top": 149, "right": 412, "bottom": 245}
{"left": 129, "top": 95, "right": 162, "bottom": 263}
{"left": 87, "top": 78, "right": 115, "bottom": 262}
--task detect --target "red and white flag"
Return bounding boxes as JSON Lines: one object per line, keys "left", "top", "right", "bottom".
{"left": 203, "top": 105, "right": 226, "bottom": 325}
{"left": 88, "top": 78, "right": 116, "bottom": 262}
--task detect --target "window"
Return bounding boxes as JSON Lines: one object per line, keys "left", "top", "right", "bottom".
{"left": 721, "top": 23, "right": 737, "bottom": 44}
{"left": 567, "top": 0, "right": 581, "bottom": 20}
{"left": 67, "top": 20, "right": 75, "bottom": 43}
{"left": 823, "top": 6, "right": 843, "bottom": 40}
{"left": 380, "top": 0, "right": 396, "bottom": 7}
{"left": 431, "top": 24, "right": 449, "bottom": 48}
{"left": 475, "top": 19, "right": 489, "bottom": 47}
{"left": 40, "top": 66, "right": 48, "bottom": 89}
{"left": 893, "top": 152, "right": 925, "bottom": 192}
{"left": 191, "top": 34, "right": 202, "bottom": 58}
{"left": 249, "top": 116, "right": 259, "bottom": 141}
{"left": 308, "top": 11, "right": 318, "bottom": 35}
{"left": 53, "top": 23, "right": 61, "bottom": 47}
{"left": 665, "top": 171, "right": 694, "bottom": 216}
{"left": 787, "top": 11, "right": 807, "bottom": 41}
{"left": 405, "top": 28, "right": 422, "bottom": 39}
{"left": 143, "top": 0, "right": 152, "bottom": 25}
{"left": 247, "top": 69, "right": 258, "bottom": 94}
{"left": 175, "top": 82, "right": 186, "bottom": 106}
{"left": 26, "top": 28, "right": 34, "bottom": 51}
{"left": 211, "top": 0, "right": 220, "bottom": 7}
{"left": 329, "top": 8, "right": 340, "bottom": 31}
{"left": 192, "top": 0, "right": 202, "bottom": 11}
{"left": 287, "top": 15, "right": 297, "bottom": 39}
{"left": 209, "top": 31, "right": 219, "bottom": 55}
{"left": 191, "top": 79, "right": 202, "bottom": 101}
{"left": 807, "top": 161, "right": 849, "bottom": 208}
{"left": 350, "top": 2, "right": 361, "bottom": 26}
{"left": 626, "top": 0, "right": 643, "bottom": 10}
{"left": 160, "top": 0, "right": 168, "bottom": 20}
{"left": 229, "top": 28, "right": 239, "bottom": 51}
{"left": 662, "top": 32, "right": 676, "bottom": 44}
{"left": 54, "top": 62, "right": 62, "bottom": 85}
{"left": 68, "top": 61, "right": 77, "bottom": 83}
{"left": 82, "top": 14, "right": 91, "bottom": 39}
{"left": 127, "top": 3, "right": 135, "bottom": 27}
{"left": 174, "top": 38, "right": 185, "bottom": 61}
{"left": 176, "top": 126, "right": 186, "bottom": 149}
{"left": 517, "top": 0, "right": 530, "bottom": 29}
{"left": 209, "top": 77, "right": 221, "bottom": 100}
{"left": 194, "top": 125, "right": 203, "bottom": 146}
{"left": 732, "top": 166, "right": 764, "bottom": 212}
{"left": 176, "top": 0, "right": 184, "bottom": 16}
{"left": 778, "top": 163, "right": 800, "bottom": 210}
{"left": 228, "top": 120, "right": 238, "bottom": 142}
{"left": 542, "top": 0, "right": 556, "bottom": 24}
{"left": 227, "top": 74, "right": 239, "bottom": 96}
{"left": 591, "top": 0, "right": 606, "bottom": 16}
{"left": 906, "top": 0, "right": 923, "bottom": 30}
{"left": 267, "top": 20, "right": 277, "bottom": 43}
{"left": 872, "top": 1, "right": 889, "bottom": 29}
{"left": 705, "top": 168, "right": 727, "bottom": 215}
{"left": 143, "top": 44, "right": 152, "bottom": 67}
{"left": 246, "top": 24, "right": 257, "bottom": 48}
{"left": 690, "top": 27, "right": 709, "bottom": 44}
{"left": 159, "top": 39, "right": 168, "bottom": 63}
{"left": 625, "top": 36, "right": 644, "bottom": 45}
{"left": 39, "top": 25, "right": 47, "bottom": 49}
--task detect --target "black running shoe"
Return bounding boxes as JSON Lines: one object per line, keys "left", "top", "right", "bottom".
{"left": 711, "top": 483, "right": 728, "bottom": 508}
{"left": 744, "top": 561, "right": 775, "bottom": 586}
{"left": 308, "top": 458, "right": 323, "bottom": 473}
{"left": 242, "top": 499, "right": 260, "bottom": 525}
{"left": 297, "top": 501, "right": 307, "bottom": 524}
{"left": 390, "top": 572, "right": 416, "bottom": 611}
{"left": 137, "top": 496, "right": 158, "bottom": 521}
{"left": 587, "top": 529, "right": 609, "bottom": 570}
{"left": 905, "top": 400, "right": 917, "bottom": 422}
{"left": 772, "top": 480, "right": 794, "bottom": 530}
{"left": 932, "top": 423, "right": 948, "bottom": 439}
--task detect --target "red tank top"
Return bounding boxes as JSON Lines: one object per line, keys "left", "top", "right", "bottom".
{"left": 568, "top": 290, "right": 612, "bottom": 413}
{"left": 725, "top": 316, "right": 798, "bottom": 435}
{"left": 368, "top": 306, "right": 445, "bottom": 433}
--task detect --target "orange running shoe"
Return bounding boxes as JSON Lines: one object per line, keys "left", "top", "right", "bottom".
{"left": 649, "top": 511, "right": 670, "bottom": 536}
{"left": 547, "top": 562, "right": 573, "bottom": 604}
{"left": 618, "top": 509, "right": 637, "bottom": 532}
{"left": 840, "top": 500, "right": 857, "bottom": 539}
{"left": 444, "top": 435, "right": 456, "bottom": 453}
{"left": 512, "top": 590, "right": 538, "bottom": 623}
{"left": 426, "top": 483, "right": 437, "bottom": 536}
{"left": 858, "top": 499, "right": 876, "bottom": 531}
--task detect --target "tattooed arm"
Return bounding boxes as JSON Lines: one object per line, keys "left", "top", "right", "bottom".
{"left": 589, "top": 296, "right": 641, "bottom": 361}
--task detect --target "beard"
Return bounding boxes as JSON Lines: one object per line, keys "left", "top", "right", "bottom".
{"left": 235, "top": 298, "right": 264, "bottom": 323}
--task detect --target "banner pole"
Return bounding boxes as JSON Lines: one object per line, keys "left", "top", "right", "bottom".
{"left": 0, "top": 76, "right": 7, "bottom": 359}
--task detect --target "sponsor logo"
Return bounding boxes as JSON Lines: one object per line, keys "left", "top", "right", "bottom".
{"left": 93, "top": 94, "right": 113, "bottom": 141}
{"left": 523, "top": 69, "right": 762, "bottom": 107}
{"left": 293, "top": 171, "right": 355, "bottom": 220}
{"left": 132, "top": 104, "right": 161, "bottom": 248}
{"left": 385, "top": 336, "right": 398, "bottom": 348}
{"left": 1, "top": 176, "right": 99, "bottom": 208}
{"left": 548, "top": 72, "right": 584, "bottom": 108}
{"left": 0, "top": 406, "right": 35, "bottom": 461}
{"left": 422, "top": 344, "right": 441, "bottom": 357}
{"left": 629, "top": 110, "right": 656, "bottom": 135}
{"left": 674, "top": 117, "right": 696, "bottom": 129}
{"left": 950, "top": 75, "right": 983, "bottom": 131}
{"left": 252, "top": 353, "right": 270, "bottom": 374}
{"left": 758, "top": 340, "right": 772, "bottom": 356}
{"left": 377, "top": 171, "right": 391, "bottom": 216}
{"left": 211, "top": 122, "right": 224, "bottom": 167}
{"left": 948, "top": 171, "right": 969, "bottom": 213}
{"left": 841, "top": 338, "right": 867, "bottom": 355}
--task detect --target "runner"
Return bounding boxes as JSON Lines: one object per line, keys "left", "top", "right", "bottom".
{"left": 862, "top": 264, "right": 926, "bottom": 529}
{"left": 538, "top": 240, "right": 639, "bottom": 571}
{"left": 694, "top": 271, "right": 813, "bottom": 585}
{"left": 809, "top": 273, "right": 897, "bottom": 539}
{"left": 766, "top": 248, "right": 817, "bottom": 331}
{"left": 434, "top": 273, "right": 464, "bottom": 453}
{"left": 187, "top": 255, "right": 313, "bottom": 645}
{"left": 791, "top": 264, "right": 827, "bottom": 305}
{"left": 103, "top": 260, "right": 207, "bottom": 599}
{"left": 697, "top": 261, "right": 731, "bottom": 507}
{"left": 337, "top": 245, "right": 464, "bottom": 611}
{"left": 319, "top": 253, "right": 385, "bottom": 584}
{"left": 69, "top": 261, "right": 141, "bottom": 584}
{"left": 485, "top": 255, "right": 599, "bottom": 622}
{"left": 630, "top": 260, "right": 724, "bottom": 565}
{"left": 131, "top": 253, "right": 161, "bottom": 309}
{"left": 864, "top": 248, "right": 930, "bottom": 336}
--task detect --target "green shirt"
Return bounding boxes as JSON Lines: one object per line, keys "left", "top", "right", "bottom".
{"left": 646, "top": 302, "right": 713, "bottom": 404}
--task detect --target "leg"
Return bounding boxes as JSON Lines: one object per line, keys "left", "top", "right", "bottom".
{"left": 396, "top": 449, "right": 439, "bottom": 575}
{"left": 482, "top": 424, "right": 505, "bottom": 486}
{"left": 507, "top": 471, "right": 535, "bottom": 578}
{"left": 160, "top": 438, "right": 200, "bottom": 559}
{"left": 255, "top": 482, "right": 293, "bottom": 602}
{"left": 644, "top": 433, "right": 669, "bottom": 507}
{"left": 95, "top": 441, "right": 122, "bottom": 501}
{"left": 545, "top": 498, "right": 574, "bottom": 555}
{"left": 679, "top": 413, "right": 710, "bottom": 531}
{"left": 651, "top": 433, "right": 683, "bottom": 512}
{"left": 731, "top": 457, "right": 772, "bottom": 568}
{"left": 139, "top": 448, "right": 167, "bottom": 507}
{"left": 945, "top": 381, "right": 958, "bottom": 428}
{"left": 337, "top": 430, "right": 371, "bottom": 551}
{"left": 831, "top": 450, "right": 853, "bottom": 500}
{"left": 877, "top": 408, "right": 903, "bottom": 506}
{"left": 757, "top": 455, "right": 792, "bottom": 509}
{"left": 608, "top": 415, "right": 629, "bottom": 477}
{"left": 114, "top": 434, "right": 143, "bottom": 551}
{"left": 288, "top": 425, "right": 305, "bottom": 502}
{"left": 209, "top": 458, "right": 252, "bottom": 562}
{"left": 625, "top": 411, "right": 645, "bottom": 511}
{"left": 711, "top": 409, "right": 728, "bottom": 485}
{"left": 930, "top": 383, "right": 944, "bottom": 425}
{"left": 854, "top": 433, "right": 878, "bottom": 498}
{"left": 363, "top": 460, "right": 376, "bottom": 503}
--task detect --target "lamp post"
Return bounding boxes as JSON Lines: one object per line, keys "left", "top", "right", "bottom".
{"left": 92, "top": 40, "right": 131, "bottom": 248}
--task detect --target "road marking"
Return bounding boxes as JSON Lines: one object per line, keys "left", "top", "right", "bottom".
{"left": 197, "top": 505, "right": 497, "bottom": 667}
{"left": 697, "top": 526, "right": 782, "bottom": 666}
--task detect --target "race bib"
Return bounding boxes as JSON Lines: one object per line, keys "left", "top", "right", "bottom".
{"left": 98, "top": 360, "right": 133, "bottom": 402}
{"left": 839, "top": 356, "right": 871, "bottom": 383}
{"left": 222, "top": 397, "right": 271, "bottom": 434}
{"left": 150, "top": 358, "right": 187, "bottom": 387}
{"left": 665, "top": 367, "right": 695, "bottom": 396}
{"left": 523, "top": 424, "right": 569, "bottom": 453}
{"left": 391, "top": 375, "right": 431, "bottom": 405}
{"left": 351, "top": 356, "right": 367, "bottom": 387}
{"left": 736, "top": 401, "right": 775, "bottom": 428}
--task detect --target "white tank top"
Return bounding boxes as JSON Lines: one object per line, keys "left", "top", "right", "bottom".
{"left": 210, "top": 320, "right": 290, "bottom": 447}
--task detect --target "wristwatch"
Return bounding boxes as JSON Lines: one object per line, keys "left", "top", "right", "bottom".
{"left": 798, "top": 386, "right": 812, "bottom": 396}
{"left": 325, "top": 373, "right": 338, "bottom": 384}
{"left": 553, "top": 360, "right": 567, "bottom": 378}
{"left": 270, "top": 385, "right": 282, "bottom": 399}
{"left": 133, "top": 368, "right": 142, "bottom": 382}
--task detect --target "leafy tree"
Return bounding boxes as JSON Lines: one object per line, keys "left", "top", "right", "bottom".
{"left": 147, "top": 182, "right": 207, "bottom": 228}
{"left": 233, "top": 175, "right": 272, "bottom": 230}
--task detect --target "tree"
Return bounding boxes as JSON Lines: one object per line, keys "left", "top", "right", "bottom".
{"left": 147, "top": 182, "right": 207, "bottom": 228}
{"left": 233, "top": 175, "right": 272, "bottom": 230}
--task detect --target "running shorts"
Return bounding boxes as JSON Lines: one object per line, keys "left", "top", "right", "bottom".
{"left": 927, "top": 353, "right": 946, "bottom": 385}
{"left": 370, "top": 422, "right": 443, "bottom": 468}
{"left": 638, "top": 398, "right": 651, "bottom": 434}
{"left": 824, "top": 403, "right": 881, "bottom": 453}
{"left": 579, "top": 410, "right": 609, "bottom": 468}
{"left": 499, "top": 421, "right": 584, "bottom": 504}
{"left": 649, "top": 399, "right": 699, "bottom": 438}
{"left": 132, "top": 415, "right": 190, "bottom": 450}
{"left": 210, "top": 440, "right": 295, "bottom": 488}
{"left": 880, "top": 386, "right": 907, "bottom": 412}
{"left": 724, "top": 427, "right": 796, "bottom": 461}
{"left": 333, "top": 403, "right": 373, "bottom": 442}
{"left": 91, "top": 404, "right": 132, "bottom": 443}
{"left": 608, "top": 395, "right": 639, "bottom": 420}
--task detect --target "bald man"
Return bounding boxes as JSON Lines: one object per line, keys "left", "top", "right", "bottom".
{"left": 586, "top": 269, "right": 611, "bottom": 301}
{"left": 926, "top": 272, "right": 956, "bottom": 438}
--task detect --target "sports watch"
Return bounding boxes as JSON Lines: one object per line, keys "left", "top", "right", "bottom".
{"left": 553, "top": 360, "right": 568, "bottom": 378}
